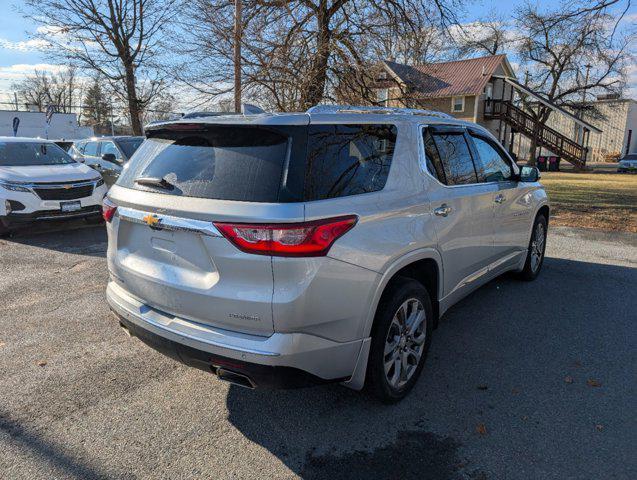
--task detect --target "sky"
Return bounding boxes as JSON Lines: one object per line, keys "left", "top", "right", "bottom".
{"left": 0, "top": 0, "right": 635, "bottom": 107}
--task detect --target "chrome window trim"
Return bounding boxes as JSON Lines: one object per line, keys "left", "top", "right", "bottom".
{"left": 117, "top": 207, "right": 223, "bottom": 237}
{"left": 417, "top": 124, "right": 518, "bottom": 189}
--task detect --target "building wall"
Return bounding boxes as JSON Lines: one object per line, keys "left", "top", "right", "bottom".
{"left": 625, "top": 102, "right": 637, "bottom": 155}
{"left": 513, "top": 100, "right": 634, "bottom": 162}
{"left": 0, "top": 110, "right": 93, "bottom": 140}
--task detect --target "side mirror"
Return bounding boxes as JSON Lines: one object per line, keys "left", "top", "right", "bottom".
{"left": 519, "top": 166, "right": 540, "bottom": 183}
{"left": 102, "top": 153, "right": 117, "bottom": 163}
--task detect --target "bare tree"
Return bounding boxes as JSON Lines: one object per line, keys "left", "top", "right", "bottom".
{"left": 24, "top": 0, "right": 177, "bottom": 135}
{"left": 173, "top": 0, "right": 462, "bottom": 111}
{"left": 12, "top": 67, "right": 81, "bottom": 113}
{"left": 454, "top": 11, "right": 511, "bottom": 57}
{"left": 514, "top": 0, "right": 632, "bottom": 163}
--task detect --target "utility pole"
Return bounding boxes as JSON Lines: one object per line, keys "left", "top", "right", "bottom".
{"left": 234, "top": 0, "right": 242, "bottom": 113}
{"left": 581, "top": 64, "right": 592, "bottom": 108}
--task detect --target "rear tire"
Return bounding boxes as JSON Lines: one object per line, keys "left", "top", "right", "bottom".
{"left": 0, "top": 218, "right": 9, "bottom": 238}
{"left": 518, "top": 214, "right": 548, "bottom": 281}
{"left": 366, "top": 278, "right": 433, "bottom": 403}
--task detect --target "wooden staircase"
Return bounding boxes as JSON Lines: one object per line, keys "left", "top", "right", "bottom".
{"left": 484, "top": 99, "right": 587, "bottom": 168}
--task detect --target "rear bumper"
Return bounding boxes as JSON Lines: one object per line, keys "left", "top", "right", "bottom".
{"left": 106, "top": 281, "right": 364, "bottom": 388}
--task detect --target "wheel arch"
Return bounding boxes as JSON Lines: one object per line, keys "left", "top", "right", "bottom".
{"left": 537, "top": 204, "right": 550, "bottom": 224}
{"left": 362, "top": 248, "right": 443, "bottom": 339}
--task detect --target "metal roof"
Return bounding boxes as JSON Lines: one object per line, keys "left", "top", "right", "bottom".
{"left": 383, "top": 55, "right": 509, "bottom": 98}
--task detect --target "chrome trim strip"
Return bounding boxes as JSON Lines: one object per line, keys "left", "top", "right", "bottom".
{"left": 6, "top": 179, "right": 100, "bottom": 189}
{"left": 117, "top": 207, "right": 222, "bottom": 237}
{"left": 107, "top": 284, "right": 279, "bottom": 357}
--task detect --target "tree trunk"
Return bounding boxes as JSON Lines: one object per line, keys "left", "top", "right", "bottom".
{"left": 299, "top": 9, "right": 331, "bottom": 110}
{"left": 124, "top": 60, "right": 143, "bottom": 135}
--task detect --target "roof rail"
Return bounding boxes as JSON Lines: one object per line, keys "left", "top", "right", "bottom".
{"left": 306, "top": 104, "right": 453, "bottom": 119}
{"left": 182, "top": 104, "right": 267, "bottom": 119}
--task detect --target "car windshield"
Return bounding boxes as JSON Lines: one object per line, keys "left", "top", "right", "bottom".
{"left": 0, "top": 141, "right": 76, "bottom": 166}
{"left": 116, "top": 138, "right": 144, "bottom": 158}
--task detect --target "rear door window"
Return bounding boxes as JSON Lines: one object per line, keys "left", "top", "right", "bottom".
{"left": 118, "top": 126, "right": 293, "bottom": 202}
{"left": 469, "top": 134, "right": 513, "bottom": 182}
{"left": 303, "top": 124, "right": 397, "bottom": 200}
{"left": 84, "top": 142, "right": 99, "bottom": 156}
{"left": 427, "top": 130, "right": 477, "bottom": 185}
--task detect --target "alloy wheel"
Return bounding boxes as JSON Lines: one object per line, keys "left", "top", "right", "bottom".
{"left": 530, "top": 222, "right": 545, "bottom": 272}
{"left": 383, "top": 298, "right": 427, "bottom": 389}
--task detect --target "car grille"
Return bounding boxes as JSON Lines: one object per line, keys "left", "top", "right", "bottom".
{"left": 33, "top": 184, "right": 94, "bottom": 200}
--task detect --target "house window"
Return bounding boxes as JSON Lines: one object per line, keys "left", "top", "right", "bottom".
{"left": 485, "top": 83, "right": 493, "bottom": 99}
{"left": 451, "top": 96, "right": 465, "bottom": 113}
{"left": 377, "top": 88, "right": 389, "bottom": 107}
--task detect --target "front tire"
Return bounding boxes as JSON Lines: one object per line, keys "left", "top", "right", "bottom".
{"left": 366, "top": 278, "right": 433, "bottom": 403}
{"left": 519, "top": 214, "right": 548, "bottom": 281}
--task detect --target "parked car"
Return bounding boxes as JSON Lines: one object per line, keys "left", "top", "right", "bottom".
{"left": 52, "top": 140, "right": 75, "bottom": 152}
{"left": 70, "top": 136, "right": 145, "bottom": 186}
{"left": 617, "top": 153, "right": 637, "bottom": 173}
{"left": 0, "top": 137, "right": 108, "bottom": 235}
{"left": 104, "top": 106, "right": 549, "bottom": 402}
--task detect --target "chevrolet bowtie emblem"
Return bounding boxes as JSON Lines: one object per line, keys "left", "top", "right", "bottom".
{"left": 143, "top": 214, "right": 161, "bottom": 228}
{"left": 63, "top": 185, "right": 72, "bottom": 190}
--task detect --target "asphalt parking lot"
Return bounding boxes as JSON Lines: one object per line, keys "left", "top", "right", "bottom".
{"left": 1, "top": 223, "right": 635, "bottom": 479}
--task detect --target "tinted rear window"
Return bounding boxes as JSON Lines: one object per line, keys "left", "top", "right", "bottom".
{"left": 117, "top": 138, "right": 144, "bottom": 158}
{"left": 304, "top": 124, "right": 397, "bottom": 200}
{"left": 0, "top": 141, "right": 75, "bottom": 166}
{"left": 118, "top": 123, "right": 397, "bottom": 202}
{"left": 118, "top": 126, "right": 291, "bottom": 202}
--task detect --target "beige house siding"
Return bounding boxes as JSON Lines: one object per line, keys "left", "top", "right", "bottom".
{"left": 387, "top": 93, "right": 477, "bottom": 122}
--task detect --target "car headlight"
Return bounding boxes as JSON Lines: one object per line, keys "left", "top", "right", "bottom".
{"left": 95, "top": 178, "right": 105, "bottom": 187}
{"left": 0, "top": 181, "right": 32, "bottom": 193}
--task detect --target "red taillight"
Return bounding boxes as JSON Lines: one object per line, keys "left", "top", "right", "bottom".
{"left": 102, "top": 197, "right": 117, "bottom": 223}
{"left": 214, "top": 215, "right": 358, "bottom": 257}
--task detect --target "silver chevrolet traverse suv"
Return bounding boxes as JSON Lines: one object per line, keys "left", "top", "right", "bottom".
{"left": 105, "top": 106, "right": 548, "bottom": 403}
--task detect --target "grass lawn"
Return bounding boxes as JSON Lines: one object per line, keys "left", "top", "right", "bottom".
{"left": 540, "top": 171, "right": 637, "bottom": 233}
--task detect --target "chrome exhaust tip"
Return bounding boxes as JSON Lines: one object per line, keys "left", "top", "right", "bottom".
{"left": 119, "top": 321, "right": 132, "bottom": 337}
{"left": 216, "top": 368, "right": 256, "bottom": 389}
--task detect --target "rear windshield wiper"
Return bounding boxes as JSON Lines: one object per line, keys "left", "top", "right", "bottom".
{"left": 134, "top": 176, "right": 175, "bottom": 190}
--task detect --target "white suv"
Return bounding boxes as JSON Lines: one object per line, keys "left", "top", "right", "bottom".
{"left": 105, "top": 106, "right": 549, "bottom": 402}
{"left": 0, "top": 137, "right": 107, "bottom": 234}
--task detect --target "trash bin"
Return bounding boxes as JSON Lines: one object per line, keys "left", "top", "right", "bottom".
{"left": 537, "top": 156, "right": 548, "bottom": 171}
{"left": 548, "top": 156, "right": 561, "bottom": 171}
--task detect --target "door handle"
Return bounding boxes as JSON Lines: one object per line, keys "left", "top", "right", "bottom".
{"left": 494, "top": 194, "right": 506, "bottom": 204}
{"left": 434, "top": 204, "right": 453, "bottom": 217}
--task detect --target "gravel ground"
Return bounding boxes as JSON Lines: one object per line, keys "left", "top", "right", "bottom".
{"left": 0, "top": 223, "right": 635, "bottom": 480}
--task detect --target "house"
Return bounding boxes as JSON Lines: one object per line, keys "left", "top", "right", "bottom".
{"left": 540, "top": 95, "right": 637, "bottom": 162}
{"left": 375, "top": 54, "right": 604, "bottom": 167}
{"left": 376, "top": 54, "right": 516, "bottom": 124}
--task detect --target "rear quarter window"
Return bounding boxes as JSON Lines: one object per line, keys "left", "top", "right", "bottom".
{"left": 303, "top": 124, "right": 397, "bottom": 201}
